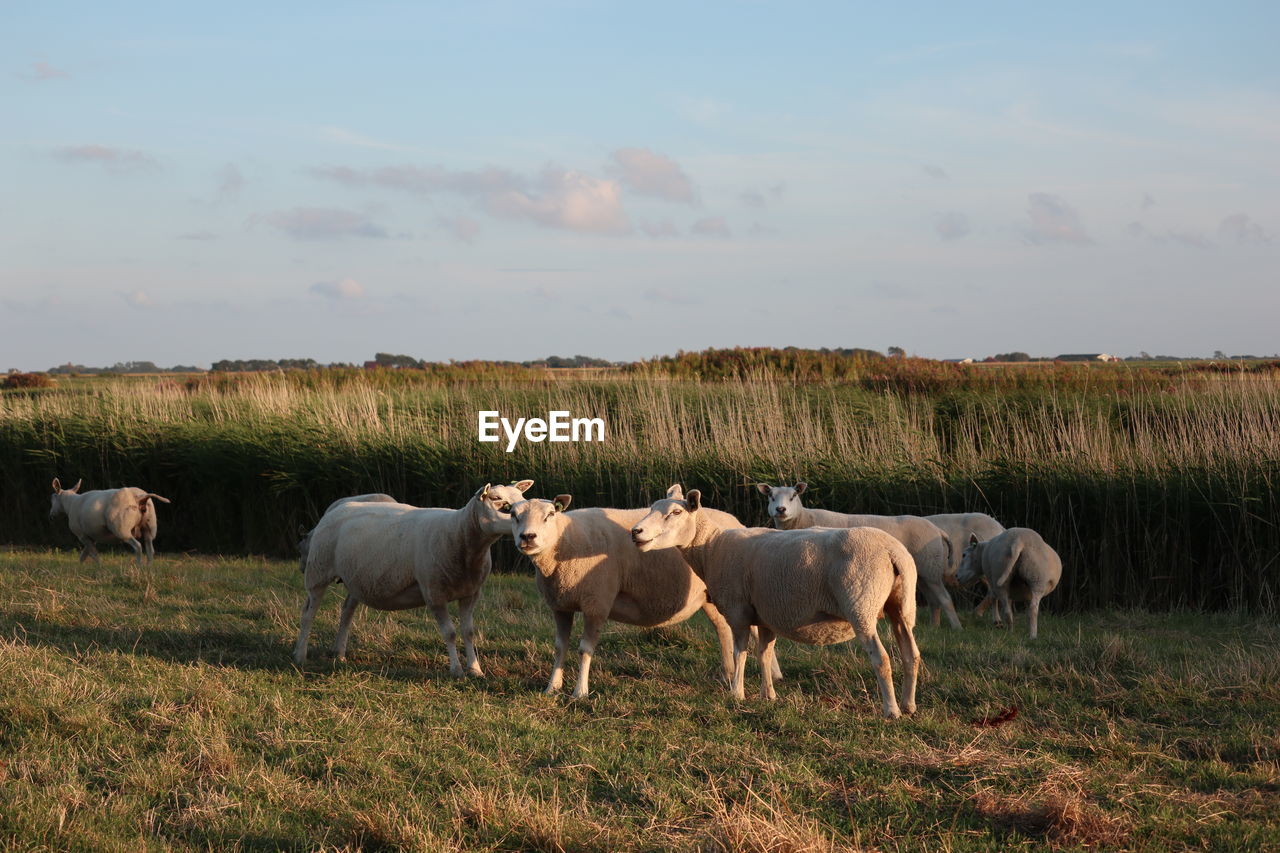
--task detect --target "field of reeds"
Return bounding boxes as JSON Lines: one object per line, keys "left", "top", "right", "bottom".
{"left": 2, "top": 362, "right": 1279, "bottom": 612}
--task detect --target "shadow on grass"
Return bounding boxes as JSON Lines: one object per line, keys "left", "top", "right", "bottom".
{"left": 0, "top": 609, "right": 561, "bottom": 693}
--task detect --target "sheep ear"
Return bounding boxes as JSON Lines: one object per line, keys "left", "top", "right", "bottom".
{"left": 512, "top": 479, "right": 534, "bottom": 493}
{"left": 553, "top": 494, "right": 572, "bottom": 513}
{"left": 52, "top": 478, "right": 62, "bottom": 492}
{"left": 686, "top": 490, "right": 702, "bottom": 512}
{"left": 666, "top": 484, "right": 683, "bottom": 499}
{"left": 794, "top": 482, "right": 808, "bottom": 495}
{"left": 476, "top": 483, "right": 492, "bottom": 499}
{"left": 968, "top": 533, "right": 979, "bottom": 546}
{"left": 71, "top": 479, "right": 82, "bottom": 493}
{"left": 755, "top": 483, "right": 772, "bottom": 496}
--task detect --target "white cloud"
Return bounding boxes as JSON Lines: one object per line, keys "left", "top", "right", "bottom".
{"left": 121, "top": 289, "right": 152, "bottom": 309}
{"left": 53, "top": 145, "right": 158, "bottom": 173}
{"left": 608, "top": 148, "right": 697, "bottom": 204}
{"left": 263, "top": 208, "right": 388, "bottom": 241}
{"left": 309, "top": 278, "right": 365, "bottom": 300}
{"left": 488, "top": 169, "right": 629, "bottom": 234}
{"left": 28, "top": 61, "right": 70, "bottom": 80}
{"left": 314, "top": 163, "right": 629, "bottom": 234}
{"left": 1218, "top": 213, "right": 1270, "bottom": 245}
{"left": 1024, "top": 193, "right": 1091, "bottom": 245}
{"left": 691, "top": 216, "right": 731, "bottom": 239}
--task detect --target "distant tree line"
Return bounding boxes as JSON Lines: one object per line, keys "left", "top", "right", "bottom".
{"left": 47, "top": 361, "right": 203, "bottom": 375}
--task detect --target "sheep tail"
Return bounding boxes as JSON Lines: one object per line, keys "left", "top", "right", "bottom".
{"left": 994, "top": 540, "right": 1021, "bottom": 589}
{"left": 143, "top": 493, "right": 172, "bottom": 504}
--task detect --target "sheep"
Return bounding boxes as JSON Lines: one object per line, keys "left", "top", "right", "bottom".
{"left": 293, "top": 480, "right": 534, "bottom": 676}
{"left": 297, "top": 493, "right": 398, "bottom": 574}
{"left": 925, "top": 512, "right": 1006, "bottom": 614}
{"left": 756, "top": 482, "right": 961, "bottom": 630}
{"left": 956, "top": 527, "right": 1061, "bottom": 640}
{"left": 508, "top": 485, "right": 774, "bottom": 699}
{"left": 48, "top": 478, "right": 171, "bottom": 567}
{"left": 631, "top": 489, "right": 920, "bottom": 718}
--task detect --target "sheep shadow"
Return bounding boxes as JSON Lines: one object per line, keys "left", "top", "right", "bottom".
{"left": 0, "top": 609, "right": 545, "bottom": 689}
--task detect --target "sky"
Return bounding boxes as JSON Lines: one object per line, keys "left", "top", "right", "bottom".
{"left": 3, "top": 1, "right": 1278, "bottom": 369}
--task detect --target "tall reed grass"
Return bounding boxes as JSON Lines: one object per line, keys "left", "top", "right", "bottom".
{"left": 2, "top": 371, "right": 1277, "bottom": 611}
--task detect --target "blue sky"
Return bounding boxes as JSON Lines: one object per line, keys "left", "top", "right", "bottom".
{"left": 3, "top": 1, "right": 1278, "bottom": 368}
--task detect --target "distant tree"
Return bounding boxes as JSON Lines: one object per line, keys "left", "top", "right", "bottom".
{"left": 887, "top": 346, "right": 906, "bottom": 358}
{"left": 374, "top": 353, "right": 423, "bottom": 369}
{"left": 991, "top": 352, "right": 1031, "bottom": 362}
{"left": 2, "top": 372, "right": 53, "bottom": 389}
{"left": 1213, "top": 350, "right": 1227, "bottom": 360}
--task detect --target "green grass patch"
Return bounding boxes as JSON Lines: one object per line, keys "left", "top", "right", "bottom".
{"left": 0, "top": 550, "right": 1276, "bottom": 850}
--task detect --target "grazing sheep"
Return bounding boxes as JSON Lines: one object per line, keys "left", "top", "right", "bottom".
{"left": 508, "top": 485, "right": 769, "bottom": 699}
{"left": 293, "top": 480, "right": 533, "bottom": 676}
{"left": 925, "top": 512, "right": 1006, "bottom": 614}
{"left": 49, "top": 478, "right": 171, "bottom": 567}
{"left": 632, "top": 489, "right": 920, "bottom": 718}
{"left": 957, "top": 527, "right": 1061, "bottom": 640}
{"left": 297, "top": 493, "right": 398, "bottom": 573}
{"left": 757, "top": 482, "right": 961, "bottom": 630}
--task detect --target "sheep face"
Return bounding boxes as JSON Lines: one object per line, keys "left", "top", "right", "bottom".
{"left": 956, "top": 534, "right": 986, "bottom": 586}
{"left": 510, "top": 495, "right": 571, "bottom": 556}
{"left": 756, "top": 481, "right": 806, "bottom": 524}
{"left": 631, "top": 493, "right": 700, "bottom": 552}
{"left": 474, "top": 480, "right": 535, "bottom": 535}
{"left": 48, "top": 477, "right": 81, "bottom": 519}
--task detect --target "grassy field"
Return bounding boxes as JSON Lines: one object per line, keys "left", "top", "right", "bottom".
{"left": 1, "top": 549, "right": 1276, "bottom": 851}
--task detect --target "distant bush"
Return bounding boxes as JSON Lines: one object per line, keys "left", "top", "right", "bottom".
{"left": 2, "top": 372, "right": 53, "bottom": 390}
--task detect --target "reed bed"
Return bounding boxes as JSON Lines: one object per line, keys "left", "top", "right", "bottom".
{"left": 2, "top": 371, "right": 1278, "bottom": 611}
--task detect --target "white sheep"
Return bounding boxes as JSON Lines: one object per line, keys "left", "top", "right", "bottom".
{"left": 757, "top": 482, "right": 961, "bottom": 630}
{"left": 508, "top": 485, "right": 774, "bottom": 699}
{"left": 632, "top": 489, "right": 921, "bottom": 719}
{"left": 925, "top": 511, "right": 1006, "bottom": 615}
{"left": 48, "top": 477, "right": 171, "bottom": 567}
{"left": 956, "top": 527, "right": 1062, "bottom": 639}
{"left": 293, "top": 480, "right": 533, "bottom": 676}
{"left": 297, "top": 493, "right": 398, "bottom": 573}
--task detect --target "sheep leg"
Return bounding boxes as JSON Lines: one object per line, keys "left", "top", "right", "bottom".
{"left": 571, "top": 612, "right": 606, "bottom": 699}
{"left": 756, "top": 626, "right": 778, "bottom": 701}
{"left": 886, "top": 607, "right": 921, "bottom": 715}
{"left": 856, "top": 626, "right": 901, "bottom": 720}
{"left": 748, "top": 625, "right": 784, "bottom": 681}
{"left": 1027, "top": 591, "right": 1043, "bottom": 640}
{"left": 77, "top": 537, "right": 100, "bottom": 565}
{"left": 729, "top": 624, "right": 752, "bottom": 701}
{"left": 122, "top": 537, "right": 145, "bottom": 568}
{"left": 429, "top": 603, "right": 465, "bottom": 677}
{"left": 996, "top": 587, "right": 1014, "bottom": 630}
{"left": 456, "top": 592, "right": 484, "bottom": 677}
{"left": 143, "top": 536, "right": 155, "bottom": 566}
{"left": 546, "top": 610, "right": 574, "bottom": 694}
{"left": 331, "top": 594, "right": 360, "bottom": 661}
{"left": 975, "top": 592, "right": 994, "bottom": 616}
{"left": 926, "top": 579, "right": 962, "bottom": 630}
{"left": 293, "top": 583, "right": 329, "bottom": 665}
{"left": 700, "top": 601, "right": 736, "bottom": 686}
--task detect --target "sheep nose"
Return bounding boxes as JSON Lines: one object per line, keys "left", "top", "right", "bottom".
{"left": 630, "top": 527, "right": 643, "bottom": 538}
{"left": 774, "top": 508, "right": 787, "bottom": 516}
{"left": 520, "top": 532, "right": 537, "bottom": 543}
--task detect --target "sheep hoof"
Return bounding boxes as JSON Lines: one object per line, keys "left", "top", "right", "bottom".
{"left": 467, "top": 665, "right": 484, "bottom": 678}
